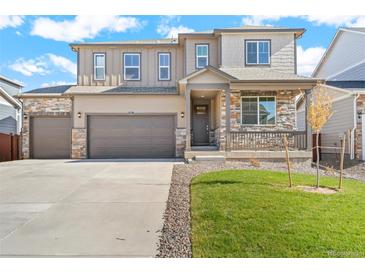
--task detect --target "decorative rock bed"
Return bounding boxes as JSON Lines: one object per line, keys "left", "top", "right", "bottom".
{"left": 156, "top": 160, "right": 364, "bottom": 258}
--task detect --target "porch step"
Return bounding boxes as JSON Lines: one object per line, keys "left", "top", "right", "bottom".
{"left": 194, "top": 155, "right": 226, "bottom": 162}
{"left": 191, "top": 146, "right": 218, "bottom": 151}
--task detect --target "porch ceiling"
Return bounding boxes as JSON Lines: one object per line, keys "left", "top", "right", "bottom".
{"left": 191, "top": 89, "right": 220, "bottom": 99}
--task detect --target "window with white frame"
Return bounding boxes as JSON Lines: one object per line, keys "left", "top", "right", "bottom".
{"left": 241, "top": 96, "right": 276, "bottom": 125}
{"left": 158, "top": 53, "right": 170, "bottom": 80}
{"left": 196, "top": 44, "right": 209, "bottom": 68}
{"left": 245, "top": 40, "right": 270, "bottom": 65}
{"left": 124, "top": 53, "right": 140, "bottom": 80}
{"left": 93, "top": 53, "right": 105, "bottom": 80}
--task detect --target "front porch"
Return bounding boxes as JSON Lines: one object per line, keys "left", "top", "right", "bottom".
{"left": 179, "top": 66, "right": 316, "bottom": 161}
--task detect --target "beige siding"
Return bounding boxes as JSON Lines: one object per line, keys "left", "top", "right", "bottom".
{"left": 220, "top": 32, "right": 295, "bottom": 73}
{"left": 73, "top": 94, "right": 185, "bottom": 128}
{"left": 315, "top": 31, "right": 365, "bottom": 79}
{"left": 321, "top": 96, "right": 355, "bottom": 154}
{"left": 77, "top": 46, "right": 184, "bottom": 86}
{"left": 296, "top": 110, "right": 305, "bottom": 130}
{"left": 184, "top": 37, "right": 219, "bottom": 75}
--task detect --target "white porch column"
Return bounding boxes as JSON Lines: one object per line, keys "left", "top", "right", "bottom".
{"left": 185, "top": 88, "right": 191, "bottom": 151}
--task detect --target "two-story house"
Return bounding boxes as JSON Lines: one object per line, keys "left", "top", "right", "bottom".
{"left": 18, "top": 26, "right": 317, "bottom": 160}
{"left": 297, "top": 27, "right": 365, "bottom": 161}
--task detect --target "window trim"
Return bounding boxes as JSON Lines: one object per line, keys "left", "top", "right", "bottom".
{"left": 240, "top": 95, "right": 276, "bottom": 126}
{"left": 123, "top": 52, "right": 141, "bottom": 81}
{"left": 195, "top": 44, "right": 209, "bottom": 69}
{"left": 245, "top": 40, "right": 271, "bottom": 66}
{"left": 93, "top": 53, "right": 106, "bottom": 81}
{"left": 158, "top": 52, "right": 171, "bottom": 81}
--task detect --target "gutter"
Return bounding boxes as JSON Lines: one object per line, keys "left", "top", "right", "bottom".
{"left": 350, "top": 93, "right": 360, "bottom": 159}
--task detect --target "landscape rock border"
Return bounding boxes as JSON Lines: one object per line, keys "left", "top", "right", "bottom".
{"left": 156, "top": 161, "right": 364, "bottom": 258}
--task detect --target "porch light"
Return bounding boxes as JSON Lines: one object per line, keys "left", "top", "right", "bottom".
{"left": 181, "top": 111, "right": 185, "bottom": 119}
{"left": 77, "top": 112, "right": 82, "bottom": 118}
{"left": 358, "top": 111, "right": 363, "bottom": 119}
{"left": 23, "top": 113, "right": 28, "bottom": 120}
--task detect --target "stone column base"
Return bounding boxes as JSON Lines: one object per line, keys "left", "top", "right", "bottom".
{"left": 72, "top": 128, "right": 87, "bottom": 159}
{"left": 176, "top": 128, "right": 186, "bottom": 157}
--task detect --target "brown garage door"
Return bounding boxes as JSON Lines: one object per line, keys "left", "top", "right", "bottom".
{"left": 31, "top": 117, "right": 71, "bottom": 159}
{"left": 88, "top": 115, "right": 175, "bottom": 158}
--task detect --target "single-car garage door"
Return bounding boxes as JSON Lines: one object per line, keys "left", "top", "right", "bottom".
{"left": 88, "top": 115, "right": 175, "bottom": 158}
{"left": 31, "top": 117, "right": 71, "bottom": 159}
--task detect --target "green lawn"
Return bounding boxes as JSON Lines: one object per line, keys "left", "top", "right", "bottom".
{"left": 191, "top": 170, "right": 365, "bottom": 258}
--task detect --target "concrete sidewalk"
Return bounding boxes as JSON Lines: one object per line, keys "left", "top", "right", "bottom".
{"left": 0, "top": 159, "right": 178, "bottom": 257}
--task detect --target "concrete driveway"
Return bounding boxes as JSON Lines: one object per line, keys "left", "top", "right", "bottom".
{"left": 0, "top": 159, "right": 177, "bottom": 257}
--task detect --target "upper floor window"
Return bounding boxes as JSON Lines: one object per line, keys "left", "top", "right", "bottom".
{"left": 241, "top": 96, "right": 276, "bottom": 125}
{"left": 158, "top": 53, "right": 170, "bottom": 81}
{"left": 93, "top": 53, "right": 105, "bottom": 80}
{"left": 124, "top": 53, "right": 140, "bottom": 80}
{"left": 245, "top": 40, "right": 270, "bottom": 65}
{"left": 196, "top": 44, "right": 209, "bottom": 68}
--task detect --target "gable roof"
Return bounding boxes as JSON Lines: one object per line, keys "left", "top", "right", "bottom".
{"left": 0, "top": 87, "right": 22, "bottom": 109}
{"left": 0, "top": 75, "right": 24, "bottom": 88}
{"left": 312, "top": 27, "right": 365, "bottom": 77}
{"left": 179, "top": 65, "right": 237, "bottom": 84}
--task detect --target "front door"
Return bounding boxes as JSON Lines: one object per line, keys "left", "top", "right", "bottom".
{"left": 192, "top": 104, "right": 209, "bottom": 145}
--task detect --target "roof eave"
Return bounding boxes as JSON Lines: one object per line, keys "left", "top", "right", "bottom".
{"left": 213, "top": 28, "right": 306, "bottom": 38}
{"left": 230, "top": 78, "right": 321, "bottom": 84}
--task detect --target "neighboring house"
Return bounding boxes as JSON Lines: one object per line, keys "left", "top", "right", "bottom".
{"left": 308, "top": 27, "right": 365, "bottom": 161}
{"left": 0, "top": 75, "right": 23, "bottom": 135}
{"left": 18, "top": 26, "right": 317, "bottom": 160}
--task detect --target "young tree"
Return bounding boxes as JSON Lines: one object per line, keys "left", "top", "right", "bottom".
{"left": 308, "top": 83, "right": 333, "bottom": 188}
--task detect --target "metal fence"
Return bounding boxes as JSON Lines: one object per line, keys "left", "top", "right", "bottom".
{"left": 228, "top": 131, "right": 307, "bottom": 151}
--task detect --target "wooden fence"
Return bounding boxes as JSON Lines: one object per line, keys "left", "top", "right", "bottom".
{"left": 0, "top": 133, "right": 20, "bottom": 162}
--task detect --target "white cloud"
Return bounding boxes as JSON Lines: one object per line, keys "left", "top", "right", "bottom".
{"left": 31, "top": 15, "right": 144, "bottom": 42}
{"left": 297, "top": 46, "right": 326, "bottom": 76}
{"left": 241, "top": 16, "right": 284, "bottom": 26}
{"left": 0, "top": 15, "right": 24, "bottom": 30}
{"left": 157, "top": 16, "right": 194, "bottom": 38}
{"left": 47, "top": 54, "right": 77, "bottom": 76}
{"left": 302, "top": 15, "right": 365, "bottom": 27}
{"left": 9, "top": 57, "right": 49, "bottom": 77}
{"left": 9, "top": 54, "right": 76, "bottom": 77}
{"left": 41, "top": 81, "right": 75, "bottom": 88}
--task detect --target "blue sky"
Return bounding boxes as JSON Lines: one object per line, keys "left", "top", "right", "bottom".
{"left": 0, "top": 15, "right": 364, "bottom": 91}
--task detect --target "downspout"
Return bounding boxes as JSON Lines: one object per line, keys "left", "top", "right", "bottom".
{"left": 350, "top": 93, "right": 360, "bottom": 160}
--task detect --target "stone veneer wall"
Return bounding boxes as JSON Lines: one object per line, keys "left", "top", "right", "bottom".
{"left": 72, "top": 128, "right": 87, "bottom": 159}
{"left": 355, "top": 95, "right": 365, "bottom": 160}
{"left": 219, "top": 90, "right": 297, "bottom": 149}
{"left": 176, "top": 128, "right": 186, "bottom": 157}
{"left": 21, "top": 97, "right": 72, "bottom": 159}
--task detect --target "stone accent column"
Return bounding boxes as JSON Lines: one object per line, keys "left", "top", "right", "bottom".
{"left": 175, "top": 128, "right": 186, "bottom": 157}
{"left": 219, "top": 91, "right": 227, "bottom": 150}
{"left": 22, "top": 117, "right": 30, "bottom": 159}
{"left": 71, "top": 128, "right": 87, "bottom": 159}
{"left": 185, "top": 88, "right": 191, "bottom": 151}
{"left": 355, "top": 95, "right": 365, "bottom": 159}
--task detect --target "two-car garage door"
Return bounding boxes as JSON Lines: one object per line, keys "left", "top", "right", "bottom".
{"left": 88, "top": 115, "right": 175, "bottom": 158}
